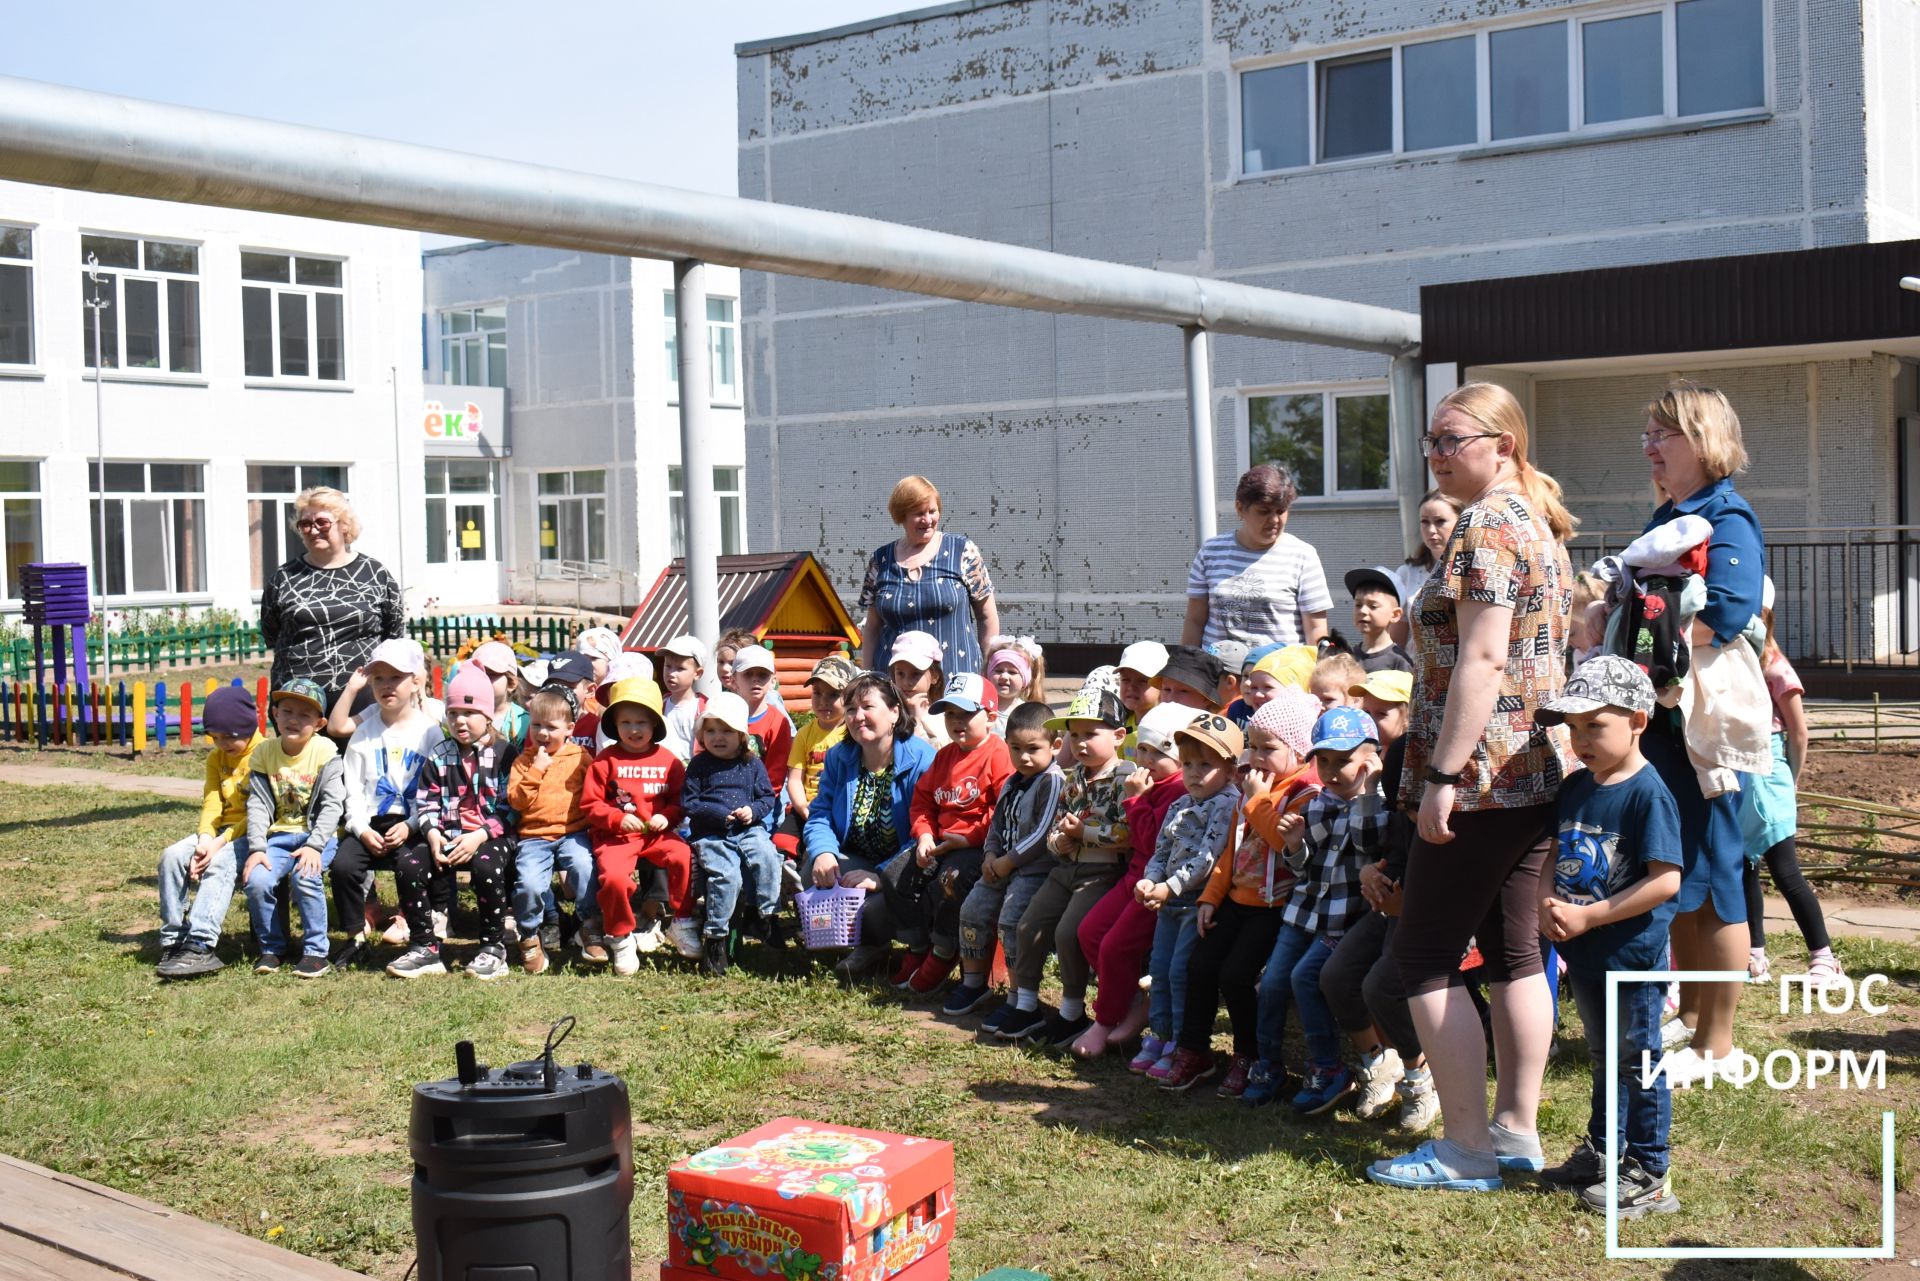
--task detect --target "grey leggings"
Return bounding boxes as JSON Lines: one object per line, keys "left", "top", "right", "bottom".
{"left": 1011, "top": 860, "right": 1122, "bottom": 996}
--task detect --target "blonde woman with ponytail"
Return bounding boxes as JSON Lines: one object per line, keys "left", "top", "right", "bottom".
{"left": 1368, "top": 382, "right": 1579, "bottom": 1194}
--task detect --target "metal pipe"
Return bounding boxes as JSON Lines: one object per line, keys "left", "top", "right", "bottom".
{"left": 1388, "top": 353, "right": 1425, "bottom": 559}
{"left": 0, "top": 76, "right": 1420, "bottom": 355}
{"left": 674, "top": 261, "right": 721, "bottom": 644}
{"left": 86, "top": 256, "right": 110, "bottom": 681}
{"left": 1182, "top": 326, "right": 1218, "bottom": 546}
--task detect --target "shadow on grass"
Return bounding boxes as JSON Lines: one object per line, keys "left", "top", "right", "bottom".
{"left": 1663, "top": 1250, "right": 1821, "bottom": 1279}
{"left": 0, "top": 799, "right": 181, "bottom": 835}
{"left": 1783, "top": 1024, "right": 1920, "bottom": 1076}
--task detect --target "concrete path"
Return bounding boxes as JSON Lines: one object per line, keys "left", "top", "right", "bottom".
{"left": 1, "top": 762, "right": 201, "bottom": 800}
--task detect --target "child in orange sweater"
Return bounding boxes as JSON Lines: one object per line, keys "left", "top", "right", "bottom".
{"left": 507, "top": 688, "right": 600, "bottom": 974}
{"left": 584, "top": 677, "right": 693, "bottom": 974}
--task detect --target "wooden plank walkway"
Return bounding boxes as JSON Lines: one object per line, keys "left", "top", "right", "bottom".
{"left": 0, "top": 1154, "right": 367, "bottom": 1280}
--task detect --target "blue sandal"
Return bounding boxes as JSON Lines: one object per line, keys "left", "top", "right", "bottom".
{"left": 1366, "top": 1141, "right": 1503, "bottom": 1192}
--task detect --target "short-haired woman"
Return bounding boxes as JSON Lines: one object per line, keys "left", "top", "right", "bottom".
{"left": 260, "top": 486, "right": 405, "bottom": 722}
{"left": 1182, "top": 464, "right": 1331, "bottom": 650}
{"left": 860, "top": 475, "right": 999, "bottom": 676}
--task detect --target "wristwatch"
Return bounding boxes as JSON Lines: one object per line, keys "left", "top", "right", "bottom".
{"left": 1425, "top": 766, "right": 1463, "bottom": 785}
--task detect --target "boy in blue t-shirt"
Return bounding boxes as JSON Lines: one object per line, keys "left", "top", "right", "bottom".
{"left": 1534, "top": 655, "right": 1684, "bottom": 1220}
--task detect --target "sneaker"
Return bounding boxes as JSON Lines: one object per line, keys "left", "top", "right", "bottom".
{"left": 634, "top": 919, "right": 667, "bottom": 955}
{"left": 1352, "top": 1047, "right": 1405, "bottom": 1120}
{"left": 993, "top": 1005, "right": 1049, "bottom": 1042}
{"left": 1805, "top": 953, "right": 1846, "bottom": 990}
{"left": 1048, "top": 1014, "right": 1094, "bottom": 1049}
{"left": 386, "top": 945, "right": 446, "bottom": 979}
{"left": 667, "top": 918, "right": 704, "bottom": 961}
{"left": 1157, "top": 1047, "right": 1217, "bottom": 1092}
{"left": 155, "top": 941, "right": 185, "bottom": 975}
{"left": 519, "top": 937, "right": 549, "bottom": 975}
{"left": 163, "top": 943, "right": 224, "bottom": 980}
{"left": 701, "top": 935, "right": 730, "bottom": 978}
{"left": 907, "top": 951, "right": 959, "bottom": 997}
{"left": 1144, "top": 1053, "right": 1178, "bottom": 1084}
{"left": 1747, "top": 949, "right": 1771, "bottom": 984}
{"left": 539, "top": 920, "right": 564, "bottom": 956}
{"left": 1395, "top": 1070, "right": 1439, "bottom": 1133}
{"left": 1290, "top": 1063, "right": 1357, "bottom": 1116}
{"left": 891, "top": 949, "right": 929, "bottom": 990}
{"left": 1659, "top": 1016, "right": 1693, "bottom": 1052}
{"left": 1541, "top": 1137, "right": 1606, "bottom": 1189}
{"left": 609, "top": 933, "right": 640, "bottom": 976}
{"left": 468, "top": 945, "right": 510, "bottom": 981}
{"left": 1577, "top": 1157, "right": 1680, "bottom": 1219}
{"left": 292, "top": 954, "right": 332, "bottom": 979}
{"left": 1216, "top": 1054, "right": 1253, "bottom": 1099}
{"left": 978, "top": 1001, "right": 1020, "bottom": 1036}
{"left": 1241, "top": 1058, "right": 1289, "bottom": 1107}
{"left": 1127, "top": 1036, "right": 1168, "bottom": 1075}
{"left": 253, "top": 953, "right": 282, "bottom": 975}
{"left": 330, "top": 937, "right": 371, "bottom": 971}
{"left": 942, "top": 982, "right": 994, "bottom": 1016}
{"left": 380, "top": 915, "right": 412, "bottom": 946}
{"left": 1657, "top": 1046, "right": 1709, "bottom": 1089}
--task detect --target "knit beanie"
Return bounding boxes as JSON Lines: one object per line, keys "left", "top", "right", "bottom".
{"left": 445, "top": 662, "right": 496, "bottom": 715}
{"left": 202, "top": 684, "right": 259, "bottom": 738}
{"left": 1248, "top": 686, "right": 1320, "bottom": 758}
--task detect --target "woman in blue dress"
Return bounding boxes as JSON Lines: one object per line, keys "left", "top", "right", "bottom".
{"left": 859, "top": 475, "right": 1000, "bottom": 677}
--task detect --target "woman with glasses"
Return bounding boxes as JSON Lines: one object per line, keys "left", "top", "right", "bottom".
{"left": 260, "top": 487, "right": 405, "bottom": 734}
{"left": 1367, "top": 383, "right": 1579, "bottom": 1193}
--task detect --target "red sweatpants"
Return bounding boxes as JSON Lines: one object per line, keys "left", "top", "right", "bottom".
{"left": 594, "top": 832, "right": 693, "bottom": 934}
{"left": 1078, "top": 877, "right": 1159, "bottom": 1028}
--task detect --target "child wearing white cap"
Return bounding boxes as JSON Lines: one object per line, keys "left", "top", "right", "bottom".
{"left": 683, "top": 691, "right": 782, "bottom": 976}
{"left": 655, "top": 633, "right": 711, "bottom": 762}
{"left": 728, "top": 644, "right": 796, "bottom": 811}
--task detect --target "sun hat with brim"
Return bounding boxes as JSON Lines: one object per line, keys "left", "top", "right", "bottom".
{"left": 1535, "top": 654, "right": 1656, "bottom": 726}
{"left": 930, "top": 671, "right": 998, "bottom": 716}
{"left": 366, "top": 637, "right": 427, "bottom": 676}
{"left": 701, "top": 690, "right": 752, "bottom": 736}
{"left": 469, "top": 640, "right": 519, "bottom": 676}
{"left": 1174, "top": 712, "right": 1245, "bottom": 764}
{"left": 1116, "top": 641, "right": 1169, "bottom": 679}
{"left": 1348, "top": 670, "right": 1414, "bottom": 705}
{"left": 270, "top": 678, "right": 328, "bottom": 718}
{"left": 1154, "top": 645, "right": 1224, "bottom": 698}
{"left": 1344, "top": 565, "right": 1403, "bottom": 605}
{"left": 1309, "top": 706, "right": 1380, "bottom": 756}
{"left": 602, "top": 676, "right": 667, "bottom": 737}
{"left": 1132, "top": 702, "right": 1203, "bottom": 760}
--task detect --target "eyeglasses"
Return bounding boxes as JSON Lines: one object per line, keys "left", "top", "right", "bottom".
{"left": 1419, "top": 432, "right": 1502, "bottom": 459}
{"left": 1639, "top": 429, "right": 1684, "bottom": 449}
{"left": 296, "top": 517, "right": 335, "bottom": 533}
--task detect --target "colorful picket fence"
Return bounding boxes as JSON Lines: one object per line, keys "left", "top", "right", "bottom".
{"left": 0, "top": 667, "right": 453, "bottom": 751}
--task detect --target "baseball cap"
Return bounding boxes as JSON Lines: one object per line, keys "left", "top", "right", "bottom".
{"left": 598, "top": 651, "right": 655, "bottom": 696}
{"left": 1045, "top": 669, "right": 1128, "bottom": 730}
{"left": 808, "top": 654, "right": 860, "bottom": 691}
{"left": 203, "top": 684, "right": 260, "bottom": 738}
{"left": 270, "top": 677, "right": 327, "bottom": 718}
{"left": 443, "top": 664, "right": 495, "bottom": 715}
{"left": 888, "top": 630, "right": 944, "bottom": 672}
{"left": 702, "top": 690, "right": 752, "bottom": 736}
{"left": 1345, "top": 565, "right": 1402, "bottom": 605}
{"left": 1535, "top": 654, "right": 1656, "bottom": 726}
{"left": 1309, "top": 706, "right": 1380, "bottom": 755}
{"left": 1116, "top": 641, "right": 1169, "bottom": 678}
{"left": 573, "top": 626, "right": 623, "bottom": 662}
{"left": 1155, "top": 645, "right": 1225, "bottom": 698}
{"left": 1132, "top": 702, "right": 1203, "bottom": 759}
{"left": 469, "top": 640, "right": 519, "bottom": 676}
{"left": 1348, "top": 669, "right": 1413, "bottom": 705}
{"left": 731, "top": 644, "right": 776, "bottom": 675}
{"left": 1174, "top": 711, "right": 1245, "bottom": 763}
{"left": 930, "top": 671, "right": 998, "bottom": 716}
{"left": 1205, "top": 639, "right": 1251, "bottom": 677}
{"left": 546, "top": 650, "right": 596, "bottom": 686}
{"left": 1242, "top": 642, "right": 1284, "bottom": 675}
{"left": 365, "top": 637, "right": 427, "bottom": 676}
{"left": 1251, "top": 644, "right": 1318, "bottom": 691}
{"left": 659, "top": 633, "right": 711, "bottom": 668}
{"left": 1248, "top": 686, "right": 1320, "bottom": 758}
{"left": 602, "top": 676, "right": 667, "bottom": 736}
{"left": 519, "top": 658, "right": 550, "bottom": 688}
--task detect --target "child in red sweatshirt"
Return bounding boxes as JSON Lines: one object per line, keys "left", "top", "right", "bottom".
{"left": 891, "top": 673, "right": 1012, "bottom": 994}
{"left": 584, "top": 677, "right": 693, "bottom": 975}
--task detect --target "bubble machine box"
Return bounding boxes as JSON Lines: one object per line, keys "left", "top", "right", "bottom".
{"left": 661, "top": 1117, "right": 954, "bottom": 1281}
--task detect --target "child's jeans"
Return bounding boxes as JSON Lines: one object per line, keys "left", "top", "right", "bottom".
{"left": 958, "top": 871, "right": 1046, "bottom": 966}
{"left": 1256, "top": 923, "right": 1342, "bottom": 1066}
{"left": 514, "top": 832, "right": 597, "bottom": 934}
{"left": 394, "top": 833, "right": 514, "bottom": 949}
{"left": 1568, "top": 970, "right": 1671, "bottom": 1176}
{"left": 158, "top": 833, "right": 246, "bottom": 950}
{"left": 1146, "top": 904, "right": 1201, "bottom": 1042}
{"left": 696, "top": 827, "right": 781, "bottom": 940}
{"left": 244, "top": 831, "right": 338, "bottom": 960}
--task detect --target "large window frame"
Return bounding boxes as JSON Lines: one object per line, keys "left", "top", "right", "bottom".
{"left": 438, "top": 304, "right": 507, "bottom": 387}
{"left": 78, "top": 232, "right": 203, "bottom": 376}
{"left": 1, "top": 460, "right": 44, "bottom": 602}
{"left": 668, "top": 465, "right": 745, "bottom": 560}
{"left": 247, "top": 463, "right": 350, "bottom": 591}
{"left": 0, "top": 223, "right": 34, "bottom": 369}
{"left": 1237, "top": 0, "right": 1768, "bottom": 177}
{"left": 662, "top": 292, "right": 741, "bottom": 404}
{"left": 241, "top": 250, "right": 349, "bottom": 385}
{"left": 89, "top": 461, "right": 209, "bottom": 600}
{"left": 423, "top": 459, "right": 502, "bottom": 566}
{"left": 536, "top": 468, "right": 609, "bottom": 567}
{"left": 1244, "top": 383, "right": 1395, "bottom": 503}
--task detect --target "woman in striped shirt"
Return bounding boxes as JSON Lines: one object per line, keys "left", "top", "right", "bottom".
{"left": 1182, "top": 465, "right": 1332, "bottom": 651}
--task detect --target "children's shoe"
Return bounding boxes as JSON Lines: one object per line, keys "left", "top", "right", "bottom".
{"left": 1747, "top": 948, "right": 1771, "bottom": 984}
{"left": 1541, "top": 1136, "right": 1606, "bottom": 1189}
{"left": 1048, "top": 1013, "right": 1093, "bottom": 1049}
{"left": 993, "top": 1006, "right": 1049, "bottom": 1042}
{"left": 253, "top": 953, "right": 282, "bottom": 975}
{"left": 519, "top": 937, "right": 550, "bottom": 975}
{"left": 1216, "top": 1054, "right": 1253, "bottom": 1099}
{"left": 381, "top": 915, "right": 412, "bottom": 946}
{"left": 1489, "top": 1121, "right": 1545, "bottom": 1172}
{"left": 1395, "top": 1071, "right": 1439, "bottom": 1133}
{"left": 701, "top": 935, "right": 730, "bottom": 978}
{"left": 1352, "top": 1047, "right": 1405, "bottom": 1120}
{"left": 891, "top": 949, "right": 929, "bottom": 990}
{"left": 978, "top": 1000, "right": 1021, "bottom": 1036}
{"left": 292, "top": 954, "right": 331, "bottom": 979}
{"left": 1577, "top": 1157, "right": 1680, "bottom": 1219}
{"left": 634, "top": 919, "right": 667, "bottom": 955}
{"left": 163, "top": 943, "right": 224, "bottom": 980}
{"left": 942, "top": 982, "right": 994, "bottom": 1016}
{"left": 907, "top": 951, "right": 959, "bottom": 996}
{"left": 155, "top": 942, "right": 184, "bottom": 975}
{"left": 468, "top": 945, "right": 510, "bottom": 981}
{"left": 1658, "top": 1016, "right": 1693, "bottom": 1051}
{"left": 1290, "top": 1063, "right": 1357, "bottom": 1116}
{"left": 539, "top": 920, "right": 564, "bottom": 956}
{"left": 577, "top": 922, "right": 610, "bottom": 966}
{"left": 1127, "top": 1036, "right": 1168, "bottom": 1075}
{"left": 1156, "top": 1047, "right": 1217, "bottom": 1092}
{"left": 1805, "top": 952, "right": 1846, "bottom": 990}
{"left": 667, "top": 918, "right": 703, "bottom": 961}
{"left": 1240, "top": 1058, "right": 1288, "bottom": 1107}
{"left": 330, "top": 937, "right": 371, "bottom": 971}
{"left": 1144, "top": 1052, "right": 1179, "bottom": 1084}
{"left": 1366, "top": 1140, "right": 1503, "bottom": 1192}
{"left": 386, "top": 945, "right": 446, "bottom": 979}
{"left": 608, "top": 933, "right": 640, "bottom": 976}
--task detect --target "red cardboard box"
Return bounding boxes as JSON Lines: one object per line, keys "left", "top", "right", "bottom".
{"left": 664, "top": 1117, "right": 955, "bottom": 1281}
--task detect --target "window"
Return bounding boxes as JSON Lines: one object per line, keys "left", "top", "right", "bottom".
{"left": 0, "top": 225, "right": 32, "bottom": 367}
{"left": 1248, "top": 388, "right": 1392, "bottom": 499}
{"left": 662, "top": 293, "right": 740, "bottom": 402}
{"left": 89, "top": 462, "right": 207, "bottom": 597}
{"left": 1, "top": 461, "right": 42, "bottom": 600}
{"left": 1239, "top": 0, "right": 1764, "bottom": 174}
{"left": 247, "top": 463, "right": 349, "bottom": 589}
{"left": 79, "top": 234, "right": 201, "bottom": 374}
{"left": 536, "top": 469, "right": 608, "bottom": 565}
{"left": 668, "top": 465, "right": 745, "bottom": 560}
{"left": 241, "top": 251, "right": 346, "bottom": 382}
{"left": 423, "top": 459, "right": 501, "bottom": 565}
{"left": 439, "top": 305, "right": 507, "bottom": 387}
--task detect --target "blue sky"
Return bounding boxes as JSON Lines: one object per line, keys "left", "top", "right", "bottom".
{"left": 2, "top": 1, "right": 905, "bottom": 203}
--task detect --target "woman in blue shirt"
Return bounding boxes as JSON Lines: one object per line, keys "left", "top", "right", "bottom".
{"left": 859, "top": 475, "right": 1000, "bottom": 677}
{"left": 1637, "top": 382, "right": 1765, "bottom": 1075}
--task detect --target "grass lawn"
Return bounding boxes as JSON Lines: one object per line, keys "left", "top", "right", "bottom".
{"left": 2, "top": 783, "right": 1915, "bottom": 1280}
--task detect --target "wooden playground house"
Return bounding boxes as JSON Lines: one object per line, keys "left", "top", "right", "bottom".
{"left": 621, "top": 552, "right": 862, "bottom": 704}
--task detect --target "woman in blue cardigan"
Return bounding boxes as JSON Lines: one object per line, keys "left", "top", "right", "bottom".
{"left": 803, "top": 672, "right": 935, "bottom": 978}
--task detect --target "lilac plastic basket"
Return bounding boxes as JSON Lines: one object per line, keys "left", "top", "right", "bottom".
{"left": 795, "top": 886, "right": 867, "bottom": 950}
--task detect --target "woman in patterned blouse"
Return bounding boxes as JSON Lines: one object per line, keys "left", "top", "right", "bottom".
{"left": 859, "top": 476, "right": 999, "bottom": 677}
{"left": 260, "top": 487, "right": 405, "bottom": 727}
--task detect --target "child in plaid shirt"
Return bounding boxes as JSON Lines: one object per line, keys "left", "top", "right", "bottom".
{"left": 1257, "top": 705, "right": 1388, "bottom": 1115}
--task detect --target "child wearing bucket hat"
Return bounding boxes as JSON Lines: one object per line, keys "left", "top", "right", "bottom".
{"left": 153, "top": 685, "right": 267, "bottom": 980}
{"left": 583, "top": 677, "right": 695, "bottom": 974}
{"left": 241, "top": 678, "right": 348, "bottom": 979}
{"left": 1154, "top": 645, "right": 1225, "bottom": 712}
{"left": 684, "top": 691, "right": 783, "bottom": 976}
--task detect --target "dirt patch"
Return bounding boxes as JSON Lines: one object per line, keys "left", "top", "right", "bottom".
{"left": 238, "top": 1107, "right": 400, "bottom": 1162}
{"left": 1804, "top": 748, "right": 1920, "bottom": 811}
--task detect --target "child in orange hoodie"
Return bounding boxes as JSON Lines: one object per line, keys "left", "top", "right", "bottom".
{"left": 1180, "top": 687, "right": 1322, "bottom": 1106}
{"left": 584, "top": 677, "right": 693, "bottom": 975}
{"left": 508, "top": 688, "right": 600, "bottom": 975}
